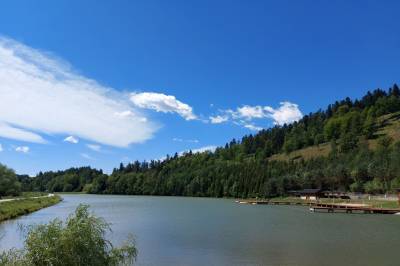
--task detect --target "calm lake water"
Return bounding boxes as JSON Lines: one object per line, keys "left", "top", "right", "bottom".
{"left": 1, "top": 194, "right": 399, "bottom": 266}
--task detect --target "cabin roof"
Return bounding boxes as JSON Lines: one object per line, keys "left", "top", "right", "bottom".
{"left": 300, "top": 188, "right": 322, "bottom": 194}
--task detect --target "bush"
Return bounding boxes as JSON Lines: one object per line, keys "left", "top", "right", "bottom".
{"left": 390, "top": 177, "right": 400, "bottom": 192}
{"left": 364, "top": 178, "right": 384, "bottom": 194}
{"left": 349, "top": 181, "right": 364, "bottom": 192}
{"left": 0, "top": 204, "right": 137, "bottom": 266}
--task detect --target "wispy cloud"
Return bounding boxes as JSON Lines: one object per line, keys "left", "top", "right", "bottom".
{"left": 64, "top": 135, "right": 79, "bottom": 144}
{"left": 0, "top": 36, "right": 157, "bottom": 147}
{"left": 209, "top": 101, "right": 302, "bottom": 130}
{"left": 15, "top": 146, "right": 29, "bottom": 153}
{"left": 80, "top": 153, "right": 93, "bottom": 160}
{"left": 244, "top": 124, "right": 263, "bottom": 131}
{"left": 0, "top": 143, "right": 3, "bottom": 152}
{"left": 209, "top": 115, "right": 229, "bottom": 124}
{"left": 86, "top": 144, "right": 101, "bottom": 152}
{"left": 0, "top": 122, "right": 45, "bottom": 143}
{"left": 130, "top": 92, "right": 197, "bottom": 120}
{"left": 172, "top": 138, "right": 199, "bottom": 143}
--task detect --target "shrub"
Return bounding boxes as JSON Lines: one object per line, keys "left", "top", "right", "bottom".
{"left": 0, "top": 204, "right": 137, "bottom": 266}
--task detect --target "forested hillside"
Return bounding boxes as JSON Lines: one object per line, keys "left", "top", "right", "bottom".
{"left": 19, "top": 84, "right": 400, "bottom": 198}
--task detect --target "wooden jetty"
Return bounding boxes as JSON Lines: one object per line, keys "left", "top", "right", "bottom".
{"left": 235, "top": 199, "right": 307, "bottom": 206}
{"left": 309, "top": 203, "right": 400, "bottom": 214}
{"left": 235, "top": 200, "right": 400, "bottom": 214}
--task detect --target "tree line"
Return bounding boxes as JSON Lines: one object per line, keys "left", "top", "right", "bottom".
{"left": 0, "top": 164, "right": 21, "bottom": 198}
{"left": 6, "top": 84, "right": 400, "bottom": 198}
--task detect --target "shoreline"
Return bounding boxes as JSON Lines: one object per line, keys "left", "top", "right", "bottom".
{"left": 0, "top": 194, "right": 62, "bottom": 222}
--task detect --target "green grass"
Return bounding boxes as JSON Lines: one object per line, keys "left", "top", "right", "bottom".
{"left": 0, "top": 195, "right": 62, "bottom": 222}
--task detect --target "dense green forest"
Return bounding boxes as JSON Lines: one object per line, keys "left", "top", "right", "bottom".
{"left": 10, "top": 84, "right": 400, "bottom": 198}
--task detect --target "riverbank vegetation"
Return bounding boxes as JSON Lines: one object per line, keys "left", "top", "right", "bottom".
{"left": 11, "top": 84, "right": 400, "bottom": 198}
{"left": 0, "top": 195, "right": 61, "bottom": 222}
{"left": 0, "top": 204, "right": 137, "bottom": 266}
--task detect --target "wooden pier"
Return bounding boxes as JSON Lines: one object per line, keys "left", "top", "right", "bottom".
{"left": 310, "top": 203, "right": 400, "bottom": 214}
{"left": 235, "top": 200, "right": 400, "bottom": 214}
{"left": 235, "top": 199, "right": 307, "bottom": 206}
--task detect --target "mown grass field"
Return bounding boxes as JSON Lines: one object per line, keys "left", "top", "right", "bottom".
{"left": 270, "top": 111, "right": 400, "bottom": 161}
{"left": 0, "top": 195, "right": 62, "bottom": 222}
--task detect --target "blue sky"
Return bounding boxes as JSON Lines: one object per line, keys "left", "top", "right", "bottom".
{"left": 0, "top": 0, "right": 399, "bottom": 175}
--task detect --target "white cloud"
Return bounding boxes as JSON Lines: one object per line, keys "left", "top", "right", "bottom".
{"left": 172, "top": 138, "right": 199, "bottom": 143}
{"left": 209, "top": 115, "right": 229, "bottom": 124}
{"left": 209, "top": 101, "right": 302, "bottom": 129}
{"left": 244, "top": 124, "right": 263, "bottom": 131}
{"left": 114, "top": 110, "right": 148, "bottom": 122}
{"left": 16, "top": 146, "right": 29, "bottom": 153}
{"left": 64, "top": 135, "right": 79, "bottom": 144}
{"left": 0, "top": 36, "right": 157, "bottom": 147}
{"left": 236, "top": 105, "right": 265, "bottom": 120}
{"left": 0, "top": 122, "right": 45, "bottom": 143}
{"left": 86, "top": 144, "right": 101, "bottom": 152}
{"left": 130, "top": 92, "right": 197, "bottom": 120}
{"left": 264, "top": 101, "right": 303, "bottom": 125}
{"left": 0, "top": 144, "right": 3, "bottom": 152}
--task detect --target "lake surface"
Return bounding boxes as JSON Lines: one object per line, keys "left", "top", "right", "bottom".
{"left": 1, "top": 194, "right": 399, "bottom": 266}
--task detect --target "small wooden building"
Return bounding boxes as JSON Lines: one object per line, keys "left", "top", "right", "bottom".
{"left": 290, "top": 189, "right": 323, "bottom": 200}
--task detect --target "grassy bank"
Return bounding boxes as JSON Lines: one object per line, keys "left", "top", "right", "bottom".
{"left": 0, "top": 195, "right": 62, "bottom": 222}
